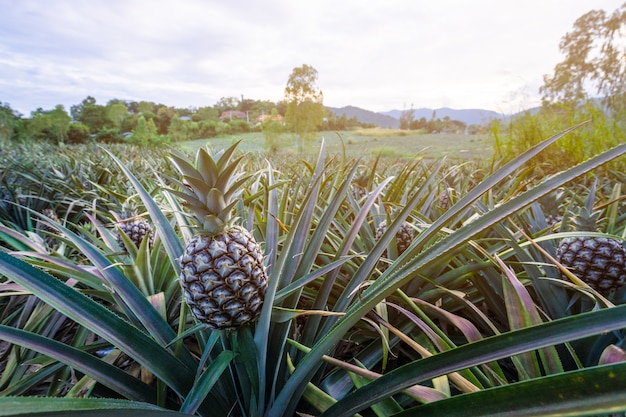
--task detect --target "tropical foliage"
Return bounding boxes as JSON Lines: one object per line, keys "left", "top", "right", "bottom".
{"left": 0, "top": 116, "right": 625, "bottom": 416}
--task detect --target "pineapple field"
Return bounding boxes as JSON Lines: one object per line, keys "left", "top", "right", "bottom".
{"left": 0, "top": 122, "right": 625, "bottom": 416}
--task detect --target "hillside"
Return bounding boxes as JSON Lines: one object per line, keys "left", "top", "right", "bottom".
{"left": 381, "top": 107, "right": 505, "bottom": 126}
{"left": 326, "top": 106, "right": 400, "bottom": 128}
{"left": 327, "top": 105, "right": 514, "bottom": 128}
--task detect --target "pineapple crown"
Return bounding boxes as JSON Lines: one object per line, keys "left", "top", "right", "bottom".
{"left": 120, "top": 198, "right": 140, "bottom": 221}
{"left": 568, "top": 181, "right": 603, "bottom": 232}
{"left": 168, "top": 141, "right": 249, "bottom": 235}
{"left": 570, "top": 206, "right": 602, "bottom": 232}
{"left": 538, "top": 187, "right": 564, "bottom": 213}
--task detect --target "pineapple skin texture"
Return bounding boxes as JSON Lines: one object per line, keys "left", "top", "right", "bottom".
{"left": 375, "top": 221, "right": 415, "bottom": 256}
{"left": 180, "top": 225, "right": 268, "bottom": 330}
{"left": 556, "top": 236, "right": 626, "bottom": 295}
{"left": 118, "top": 220, "right": 153, "bottom": 248}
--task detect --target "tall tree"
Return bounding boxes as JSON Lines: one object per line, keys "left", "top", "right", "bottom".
{"left": 214, "top": 97, "right": 239, "bottom": 115}
{"left": 284, "top": 64, "right": 324, "bottom": 152}
{"left": 26, "top": 105, "right": 71, "bottom": 142}
{"left": 192, "top": 106, "right": 218, "bottom": 122}
{"left": 155, "top": 105, "right": 176, "bottom": 134}
{"left": 0, "top": 102, "right": 18, "bottom": 140}
{"left": 131, "top": 115, "right": 158, "bottom": 145}
{"left": 71, "top": 96, "right": 109, "bottom": 133}
{"left": 106, "top": 102, "right": 129, "bottom": 131}
{"left": 48, "top": 105, "right": 71, "bottom": 142}
{"left": 541, "top": 3, "right": 626, "bottom": 110}
{"left": 399, "top": 103, "right": 415, "bottom": 130}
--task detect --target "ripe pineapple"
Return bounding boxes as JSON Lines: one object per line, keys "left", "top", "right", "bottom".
{"left": 115, "top": 202, "right": 154, "bottom": 250}
{"left": 375, "top": 219, "right": 415, "bottom": 257}
{"left": 37, "top": 208, "right": 61, "bottom": 248}
{"left": 556, "top": 205, "right": 626, "bottom": 297}
{"left": 169, "top": 142, "right": 268, "bottom": 330}
{"left": 437, "top": 187, "right": 456, "bottom": 210}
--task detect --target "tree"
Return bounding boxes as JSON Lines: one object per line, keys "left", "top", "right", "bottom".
{"left": 541, "top": 3, "right": 626, "bottom": 110}
{"left": 155, "top": 105, "right": 176, "bottom": 134}
{"left": 67, "top": 123, "right": 91, "bottom": 144}
{"left": 25, "top": 105, "right": 71, "bottom": 143}
{"left": 399, "top": 103, "right": 415, "bottom": 130}
{"left": 0, "top": 102, "right": 18, "bottom": 140}
{"left": 284, "top": 64, "right": 324, "bottom": 152}
{"left": 131, "top": 115, "right": 158, "bottom": 145}
{"left": 71, "top": 96, "right": 96, "bottom": 120}
{"left": 167, "top": 115, "right": 189, "bottom": 142}
{"left": 192, "top": 106, "right": 218, "bottom": 122}
{"left": 261, "top": 108, "right": 285, "bottom": 153}
{"left": 106, "top": 102, "right": 129, "bottom": 131}
{"left": 71, "top": 96, "right": 109, "bottom": 133}
{"left": 137, "top": 101, "right": 155, "bottom": 115}
{"left": 48, "top": 105, "right": 71, "bottom": 142}
{"left": 214, "top": 97, "right": 240, "bottom": 115}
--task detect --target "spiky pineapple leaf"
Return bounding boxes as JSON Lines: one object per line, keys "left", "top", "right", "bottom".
{"left": 319, "top": 303, "right": 626, "bottom": 417}
{"left": 271, "top": 129, "right": 623, "bottom": 417}
{"left": 179, "top": 350, "right": 235, "bottom": 415}
{"left": 0, "top": 251, "right": 194, "bottom": 398}
{"left": 168, "top": 151, "right": 203, "bottom": 184}
{"left": 497, "top": 255, "right": 563, "bottom": 378}
{"left": 196, "top": 147, "right": 220, "bottom": 187}
{"left": 214, "top": 155, "right": 245, "bottom": 192}
{"left": 392, "top": 362, "right": 626, "bottom": 417}
{"left": 348, "top": 359, "right": 403, "bottom": 417}
{"left": 0, "top": 325, "right": 155, "bottom": 402}
{"left": 215, "top": 140, "right": 241, "bottom": 172}
{"left": 0, "top": 397, "right": 188, "bottom": 416}
{"left": 183, "top": 175, "right": 213, "bottom": 202}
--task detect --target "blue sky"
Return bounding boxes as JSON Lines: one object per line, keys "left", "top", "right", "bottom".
{"left": 1, "top": 0, "right": 623, "bottom": 116}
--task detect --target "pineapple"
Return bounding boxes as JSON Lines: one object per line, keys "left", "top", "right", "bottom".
{"left": 556, "top": 202, "right": 626, "bottom": 297}
{"left": 352, "top": 171, "right": 371, "bottom": 200}
{"left": 115, "top": 202, "right": 154, "bottom": 250}
{"left": 375, "top": 219, "right": 415, "bottom": 257}
{"left": 437, "top": 187, "right": 456, "bottom": 210}
{"left": 170, "top": 142, "right": 268, "bottom": 330}
{"left": 37, "top": 208, "right": 61, "bottom": 248}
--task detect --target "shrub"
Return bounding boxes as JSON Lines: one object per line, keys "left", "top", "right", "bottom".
{"left": 66, "top": 123, "right": 92, "bottom": 144}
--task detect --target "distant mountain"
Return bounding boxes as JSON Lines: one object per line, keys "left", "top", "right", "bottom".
{"left": 326, "top": 106, "right": 400, "bottom": 129}
{"left": 380, "top": 107, "right": 505, "bottom": 126}
{"left": 326, "top": 105, "right": 540, "bottom": 129}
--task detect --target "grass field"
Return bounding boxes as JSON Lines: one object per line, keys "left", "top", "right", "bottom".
{"left": 179, "top": 129, "right": 494, "bottom": 161}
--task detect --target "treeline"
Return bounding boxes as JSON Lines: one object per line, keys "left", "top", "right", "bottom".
{"left": 398, "top": 108, "right": 490, "bottom": 135}
{"left": 0, "top": 95, "right": 373, "bottom": 145}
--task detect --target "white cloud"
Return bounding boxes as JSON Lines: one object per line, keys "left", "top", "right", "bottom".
{"left": 1, "top": 0, "right": 623, "bottom": 115}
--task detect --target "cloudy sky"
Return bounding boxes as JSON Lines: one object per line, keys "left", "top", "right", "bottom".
{"left": 1, "top": 0, "right": 623, "bottom": 116}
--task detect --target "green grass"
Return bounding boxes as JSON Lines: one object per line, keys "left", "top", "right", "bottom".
{"left": 177, "top": 130, "right": 494, "bottom": 160}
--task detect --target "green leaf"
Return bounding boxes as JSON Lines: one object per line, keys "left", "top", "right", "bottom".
{"left": 498, "top": 255, "right": 563, "bottom": 378}
{"left": 179, "top": 350, "right": 235, "bottom": 415}
{"left": 270, "top": 306, "right": 344, "bottom": 323}
{"left": 0, "top": 325, "right": 154, "bottom": 402}
{"left": 392, "top": 362, "right": 626, "bottom": 417}
{"left": 320, "top": 304, "right": 626, "bottom": 417}
{"left": 349, "top": 359, "right": 403, "bottom": 417}
{"left": 0, "top": 251, "right": 194, "bottom": 398}
{"left": 0, "top": 397, "right": 188, "bottom": 416}
{"left": 196, "top": 147, "right": 220, "bottom": 187}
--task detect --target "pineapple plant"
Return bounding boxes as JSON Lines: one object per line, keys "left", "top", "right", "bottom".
{"left": 115, "top": 201, "right": 154, "bottom": 250}
{"left": 375, "top": 219, "right": 415, "bottom": 257}
{"left": 556, "top": 190, "right": 626, "bottom": 297}
{"left": 169, "top": 142, "right": 268, "bottom": 330}
{"left": 37, "top": 208, "right": 61, "bottom": 248}
{"left": 539, "top": 188, "right": 565, "bottom": 227}
{"left": 437, "top": 187, "right": 457, "bottom": 210}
